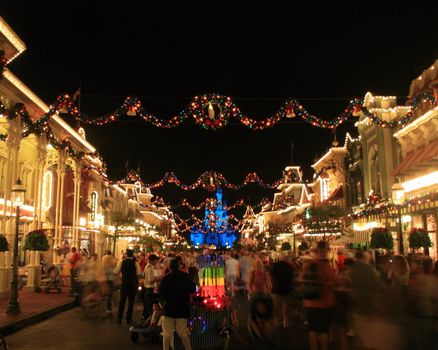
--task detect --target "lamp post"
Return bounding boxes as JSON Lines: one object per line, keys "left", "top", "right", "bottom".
{"left": 391, "top": 181, "right": 405, "bottom": 256}
{"left": 6, "top": 179, "right": 26, "bottom": 314}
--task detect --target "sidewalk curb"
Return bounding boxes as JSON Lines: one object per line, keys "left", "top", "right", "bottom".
{"left": 0, "top": 299, "right": 76, "bottom": 335}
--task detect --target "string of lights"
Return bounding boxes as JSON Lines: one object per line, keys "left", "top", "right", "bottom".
{"left": 33, "top": 91, "right": 436, "bottom": 131}
{"left": 163, "top": 197, "right": 270, "bottom": 211}
{"left": 138, "top": 170, "right": 285, "bottom": 191}
{"left": 0, "top": 49, "right": 6, "bottom": 76}
{"left": 174, "top": 212, "right": 242, "bottom": 233}
{"left": 0, "top": 102, "right": 92, "bottom": 160}
{"left": 349, "top": 192, "right": 438, "bottom": 220}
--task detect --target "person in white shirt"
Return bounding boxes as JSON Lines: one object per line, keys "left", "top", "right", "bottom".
{"left": 142, "top": 254, "right": 161, "bottom": 319}
{"left": 225, "top": 253, "right": 240, "bottom": 296}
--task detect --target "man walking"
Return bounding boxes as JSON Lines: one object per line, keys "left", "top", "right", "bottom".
{"left": 68, "top": 247, "right": 81, "bottom": 297}
{"left": 159, "top": 258, "right": 196, "bottom": 350}
{"left": 113, "top": 249, "right": 142, "bottom": 324}
{"left": 102, "top": 250, "right": 116, "bottom": 314}
{"left": 142, "top": 254, "right": 161, "bottom": 319}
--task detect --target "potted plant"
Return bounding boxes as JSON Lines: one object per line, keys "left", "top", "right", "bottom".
{"left": 24, "top": 230, "right": 49, "bottom": 252}
{"left": 370, "top": 227, "right": 393, "bottom": 252}
{"left": 0, "top": 234, "right": 8, "bottom": 268}
{"left": 0, "top": 234, "right": 8, "bottom": 252}
{"left": 298, "top": 241, "right": 309, "bottom": 252}
{"left": 281, "top": 242, "right": 292, "bottom": 251}
{"left": 408, "top": 227, "right": 432, "bottom": 255}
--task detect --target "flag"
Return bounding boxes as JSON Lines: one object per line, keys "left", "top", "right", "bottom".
{"left": 72, "top": 86, "right": 81, "bottom": 101}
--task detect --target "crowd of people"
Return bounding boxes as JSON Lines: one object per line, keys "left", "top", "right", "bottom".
{"left": 61, "top": 244, "right": 438, "bottom": 350}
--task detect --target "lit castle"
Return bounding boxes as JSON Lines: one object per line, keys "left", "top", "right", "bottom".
{"left": 190, "top": 188, "right": 238, "bottom": 248}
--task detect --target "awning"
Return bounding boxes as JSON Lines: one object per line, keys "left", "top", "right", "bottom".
{"left": 393, "top": 139, "right": 438, "bottom": 176}
{"left": 80, "top": 202, "right": 92, "bottom": 213}
{"left": 335, "top": 231, "right": 369, "bottom": 245}
{"left": 327, "top": 185, "right": 343, "bottom": 202}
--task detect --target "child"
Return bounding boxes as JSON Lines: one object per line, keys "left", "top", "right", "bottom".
{"left": 248, "top": 296, "right": 276, "bottom": 349}
{"left": 142, "top": 303, "right": 163, "bottom": 339}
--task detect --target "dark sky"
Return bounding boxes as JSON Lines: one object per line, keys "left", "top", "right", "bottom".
{"left": 1, "top": 1, "right": 437, "bottom": 216}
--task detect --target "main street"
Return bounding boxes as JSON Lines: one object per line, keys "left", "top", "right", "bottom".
{"left": 6, "top": 295, "right": 309, "bottom": 350}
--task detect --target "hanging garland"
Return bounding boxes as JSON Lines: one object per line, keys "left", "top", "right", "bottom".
{"left": 0, "top": 49, "right": 6, "bottom": 77}
{"left": 0, "top": 102, "right": 92, "bottom": 160}
{"left": 138, "top": 170, "right": 284, "bottom": 191}
{"left": 349, "top": 192, "right": 438, "bottom": 220}
{"left": 174, "top": 197, "right": 270, "bottom": 211}
{"left": 38, "top": 91, "right": 437, "bottom": 131}
{"left": 174, "top": 213, "right": 242, "bottom": 234}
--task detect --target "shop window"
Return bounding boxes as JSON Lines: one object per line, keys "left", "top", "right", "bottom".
{"left": 412, "top": 215, "right": 424, "bottom": 229}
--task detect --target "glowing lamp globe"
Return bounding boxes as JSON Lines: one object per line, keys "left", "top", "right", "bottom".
{"left": 11, "top": 179, "right": 26, "bottom": 207}
{"left": 391, "top": 182, "right": 405, "bottom": 205}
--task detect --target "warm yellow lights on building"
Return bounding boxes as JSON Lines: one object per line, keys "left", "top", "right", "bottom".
{"left": 402, "top": 171, "right": 438, "bottom": 193}
{"left": 353, "top": 221, "right": 379, "bottom": 231}
{"left": 42, "top": 170, "right": 53, "bottom": 211}
{"left": 320, "top": 177, "right": 330, "bottom": 201}
{"left": 79, "top": 217, "right": 87, "bottom": 227}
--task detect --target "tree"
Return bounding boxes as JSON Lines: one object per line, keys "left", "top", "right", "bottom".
{"left": 370, "top": 227, "right": 393, "bottom": 250}
{"left": 24, "top": 230, "right": 49, "bottom": 251}
{"left": 138, "top": 235, "right": 163, "bottom": 252}
{"left": 408, "top": 228, "right": 432, "bottom": 254}
{"left": 281, "top": 242, "right": 291, "bottom": 251}
{"left": 302, "top": 205, "right": 345, "bottom": 237}
{"left": 298, "top": 241, "right": 309, "bottom": 252}
{"left": 108, "top": 211, "right": 137, "bottom": 255}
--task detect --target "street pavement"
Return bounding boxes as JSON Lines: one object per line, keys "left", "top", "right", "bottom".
{"left": 5, "top": 293, "right": 309, "bottom": 350}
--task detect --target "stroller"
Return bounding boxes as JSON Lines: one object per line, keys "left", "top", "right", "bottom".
{"left": 36, "top": 264, "right": 62, "bottom": 293}
{"left": 129, "top": 302, "right": 163, "bottom": 343}
{"left": 81, "top": 281, "right": 108, "bottom": 320}
{"left": 247, "top": 294, "right": 276, "bottom": 350}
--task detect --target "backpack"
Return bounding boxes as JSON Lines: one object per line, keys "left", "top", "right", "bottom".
{"left": 301, "top": 261, "right": 323, "bottom": 300}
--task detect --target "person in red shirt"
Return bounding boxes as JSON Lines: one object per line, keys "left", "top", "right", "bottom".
{"left": 301, "top": 241, "right": 339, "bottom": 350}
{"left": 336, "top": 250, "right": 346, "bottom": 272}
{"left": 69, "top": 247, "right": 81, "bottom": 295}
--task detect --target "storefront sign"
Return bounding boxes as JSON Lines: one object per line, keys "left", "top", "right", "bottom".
{"left": 90, "top": 191, "right": 97, "bottom": 221}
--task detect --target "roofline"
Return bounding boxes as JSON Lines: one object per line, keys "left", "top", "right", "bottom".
{"left": 312, "top": 147, "right": 348, "bottom": 169}
{"left": 4, "top": 69, "right": 96, "bottom": 153}
{"left": 0, "top": 17, "right": 26, "bottom": 63}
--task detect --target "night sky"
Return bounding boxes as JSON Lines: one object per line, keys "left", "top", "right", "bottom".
{"left": 0, "top": 1, "right": 436, "bottom": 217}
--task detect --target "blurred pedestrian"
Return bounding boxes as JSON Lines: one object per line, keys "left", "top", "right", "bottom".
{"left": 301, "top": 241, "right": 338, "bottom": 350}
{"left": 102, "top": 250, "right": 116, "bottom": 314}
{"left": 68, "top": 247, "right": 81, "bottom": 296}
{"left": 159, "top": 258, "right": 196, "bottom": 350}
{"left": 270, "top": 253, "right": 294, "bottom": 328}
{"left": 142, "top": 254, "right": 161, "bottom": 320}
{"left": 113, "top": 249, "right": 142, "bottom": 325}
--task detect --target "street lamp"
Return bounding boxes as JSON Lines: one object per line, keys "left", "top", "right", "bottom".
{"left": 6, "top": 178, "right": 26, "bottom": 314}
{"left": 391, "top": 181, "right": 405, "bottom": 255}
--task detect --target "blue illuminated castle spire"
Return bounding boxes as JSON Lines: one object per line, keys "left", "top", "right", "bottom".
{"left": 190, "top": 188, "right": 238, "bottom": 248}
